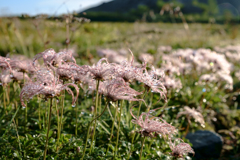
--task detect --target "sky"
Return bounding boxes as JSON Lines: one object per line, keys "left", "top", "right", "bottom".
{"left": 0, "top": 0, "right": 112, "bottom": 16}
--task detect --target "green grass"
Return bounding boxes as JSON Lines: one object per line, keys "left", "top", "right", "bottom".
{"left": 1, "top": 18, "right": 240, "bottom": 159}
{"left": 1, "top": 18, "right": 240, "bottom": 58}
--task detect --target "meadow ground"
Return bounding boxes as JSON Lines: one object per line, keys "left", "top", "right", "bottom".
{"left": 0, "top": 18, "right": 240, "bottom": 159}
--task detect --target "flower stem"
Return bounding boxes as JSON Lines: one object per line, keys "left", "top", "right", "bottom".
{"left": 82, "top": 100, "right": 109, "bottom": 160}
{"left": 3, "top": 106, "right": 20, "bottom": 137}
{"left": 114, "top": 100, "right": 123, "bottom": 159}
{"left": 13, "top": 118, "right": 22, "bottom": 154}
{"left": 59, "top": 90, "right": 65, "bottom": 138}
{"left": 38, "top": 97, "right": 41, "bottom": 130}
{"left": 24, "top": 103, "right": 27, "bottom": 132}
{"left": 23, "top": 72, "right": 27, "bottom": 133}
{"left": 140, "top": 136, "right": 146, "bottom": 160}
{"left": 184, "top": 121, "right": 190, "bottom": 137}
{"left": 106, "top": 102, "right": 118, "bottom": 155}
{"left": 148, "top": 139, "right": 153, "bottom": 152}
{"left": 43, "top": 98, "right": 53, "bottom": 160}
{"left": 128, "top": 91, "right": 146, "bottom": 159}
{"left": 137, "top": 91, "right": 147, "bottom": 117}
{"left": 56, "top": 99, "right": 59, "bottom": 151}
{"left": 3, "top": 86, "right": 7, "bottom": 114}
{"left": 75, "top": 97, "right": 78, "bottom": 136}
{"left": 89, "top": 80, "right": 100, "bottom": 154}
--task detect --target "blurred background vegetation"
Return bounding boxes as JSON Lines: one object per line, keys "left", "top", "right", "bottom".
{"left": 1, "top": 0, "right": 240, "bottom": 58}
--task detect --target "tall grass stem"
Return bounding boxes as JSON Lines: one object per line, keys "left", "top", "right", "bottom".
{"left": 114, "top": 100, "right": 123, "bottom": 159}
{"left": 43, "top": 98, "right": 53, "bottom": 160}
{"left": 82, "top": 100, "right": 109, "bottom": 159}
{"left": 89, "top": 80, "right": 100, "bottom": 153}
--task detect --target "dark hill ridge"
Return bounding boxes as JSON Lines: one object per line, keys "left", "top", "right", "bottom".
{"left": 83, "top": 0, "right": 240, "bottom": 15}
{"left": 84, "top": 0, "right": 158, "bottom": 13}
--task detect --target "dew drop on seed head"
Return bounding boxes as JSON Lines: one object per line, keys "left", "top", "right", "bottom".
{"left": 72, "top": 104, "right": 75, "bottom": 107}
{"left": 202, "top": 88, "right": 206, "bottom": 92}
{"left": 22, "top": 106, "right": 26, "bottom": 109}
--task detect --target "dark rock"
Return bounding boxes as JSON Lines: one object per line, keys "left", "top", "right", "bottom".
{"left": 186, "top": 130, "right": 223, "bottom": 159}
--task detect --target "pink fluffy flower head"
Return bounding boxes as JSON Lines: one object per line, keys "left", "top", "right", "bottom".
{"left": 33, "top": 48, "right": 76, "bottom": 68}
{"left": 99, "top": 78, "right": 143, "bottom": 102}
{"left": 177, "top": 106, "right": 205, "bottom": 128}
{"left": 50, "top": 50, "right": 76, "bottom": 66}
{"left": 114, "top": 51, "right": 142, "bottom": 82}
{"left": 169, "top": 138, "right": 195, "bottom": 158}
{"left": 130, "top": 108, "right": 177, "bottom": 138}
{"left": 0, "top": 56, "right": 12, "bottom": 72}
{"left": 33, "top": 48, "right": 56, "bottom": 67}
{"left": 137, "top": 66, "right": 167, "bottom": 102}
{"left": 88, "top": 58, "right": 114, "bottom": 81}
{"left": 20, "top": 69, "right": 79, "bottom": 107}
{"left": 10, "top": 59, "right": 36, "bottom": 74}
{"left": 56, "top": 62, "right": 89, "bottom": 83}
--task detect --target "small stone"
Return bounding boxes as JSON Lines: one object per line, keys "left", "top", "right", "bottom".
{"left": 186, "top": 130, "right": 223, "bottom": 159}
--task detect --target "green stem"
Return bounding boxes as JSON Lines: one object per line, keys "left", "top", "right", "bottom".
{"left": 59, "top": 90, "right": 65, "bottom": 137}
{"left": 24, "top": 103, "right": 27, "bottom": 132}
{"left": 13, "top": 118, "right": 22, "bottom": 154}
{"left": 23, "top": 72, "right": 27, "bottom": 132}
{"left": 128, "top": 91, "right": 147, "bottom": 159}
{"left": 114, "top": 100, "right": 123, "bottom": 159}
{"left": 3, "top": 106, "right": 19, "bottom": 137}
{"left": 43, "top": 98, "right": 53, "bottom": 160}
{"left": 99, "top": 94, "right": 102, "bottom": 113}
{"left": 56, "top": 99, "right": 59, "bottom": 151}
{"left": 75, "top": 97, "right": 78, "bottom": 136}
{"left": 45, "top": 101, "right": 47, "bottom": 130}
{"left": 13, "top": 83, "right": 18, "bottom": 126}
{"left": 148, "top": 139, "right": 153, "bottom": 152}
{"left": 6, "top": 85, "right": 10, "bottom": 104}
{"left": 38, "top": 97, "right": 41, "bottom": 130}
{"left": 89, "top": 80, "right": 100, "bottom": 154}
{"left": 137, "top": 91, "right": 147, "bottom": 118}
{"left": 184, "top": 121, "right": 190, "bottom": 138}
{"left": 140, "top": 136, "right": 146, "bottom": 160}
{"left": 3, "top": 87, "right": 7, "bottom": 114}
{"left": 106, "top": 102, "right": 118, "bottom": 155}
{"left": 81, "top": 100, "right": 109, "bottom": 160}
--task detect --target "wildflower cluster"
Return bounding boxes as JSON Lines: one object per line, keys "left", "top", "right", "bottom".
{"left": 0, "top": 47, "right": 199, "bottom": 159}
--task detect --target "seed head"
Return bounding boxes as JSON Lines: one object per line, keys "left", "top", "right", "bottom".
{"left": 10, "top": 59, "right": 36, "bottom": 74}
{"left": 131, "top": 108, "right": 177, "bottom": 138}
{"left": 56, "top": 62, "right": 89, "bottom": 83}
{"left": 169, "top": 139, "right": 195, "bottom": 158}
{"left": 33, "top": 48, "right": 56, "bottom": 67}
{"left": 137, "top": 66, "right": 167, "bottom": 102}
{"left": 177, "top": 106, "right": 205, "bottom": 128}
{"left": 20, "top": 69, "right": 79, "bottom": 107}
{"left": 0, "top": 56, "right": 12, "bottom": 72}
{"left": 0, "top": 71, "right": 12, "bottom": 86}
{"left": 50, "top": 50, "right": 76, "bottom": 66}
{"left": 114, "top": 51, "right": 142, "bottom": 82}
{"left": 88, "top": 58, "right": 114, "bottom": 80}
{"left": 100, "top": 78, "right": 143, "bottom": 102}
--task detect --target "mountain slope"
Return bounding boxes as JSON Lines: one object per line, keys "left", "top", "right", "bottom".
{"left": 83, "top": 0, "right": 240, "bottom": 15}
